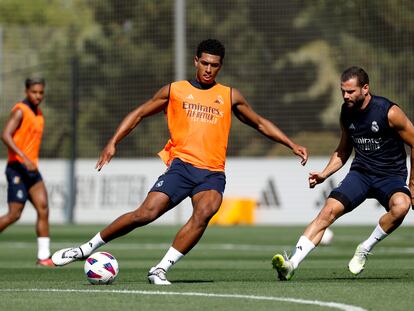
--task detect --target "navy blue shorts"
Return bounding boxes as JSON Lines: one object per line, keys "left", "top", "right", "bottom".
{"left": 149, "top": 158, "right": 226, "bottom": 207}
{"left": 329, "top": 169, "right": 411, "bottom": 211}
{"left": 5, "top": 161, "right": 43, "bottom": 204}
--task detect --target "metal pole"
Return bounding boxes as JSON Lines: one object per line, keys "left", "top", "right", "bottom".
{"left": 67, "top": 56, "right": 79, "bottom": 223}
{"left": 174, "top": 0, "right": 186, "bottom": 224}
{"left": 0, "top": 26, "right": 3, "bottom": 100}
{"left": 174, "top": 0, "right": 186, "bottom": 81}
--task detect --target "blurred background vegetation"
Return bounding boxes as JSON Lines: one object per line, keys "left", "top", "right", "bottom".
{"left": 0, "top": 0, "right": 413, "bottom": 159}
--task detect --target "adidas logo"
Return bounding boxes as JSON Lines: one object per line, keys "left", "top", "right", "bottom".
{"left": 296, "top": 246, "right": 302, "bottom": 251}
{"left": 349, "top": 123, "right": 355, "bottom": 130}
{"left": 168, "top": 260, "right": 175, "bottom": 265}
{"left": 214, "top": 95, "right": 224, "bottom": 105}
{"left": 186, "top": 94, "right": 194, "bottom": 100}
{"left": 258, "top": 178, "right": 280, "bottom": 208}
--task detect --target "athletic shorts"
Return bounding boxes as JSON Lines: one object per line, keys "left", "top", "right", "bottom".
{"left": 149, "top": 158, "right": 226, "bottom": 207}
{"left": 5, "top": 161, "right": 43, "bottom": 203}
{"left": 329, "top": 169, "right": 411, "bottom": 211}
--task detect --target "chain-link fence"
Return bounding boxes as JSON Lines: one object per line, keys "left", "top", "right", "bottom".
{"left": 1, "top": 0, "right": 413, "bottom": 159}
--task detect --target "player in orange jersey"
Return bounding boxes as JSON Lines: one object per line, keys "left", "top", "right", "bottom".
{"left": 52, "top": 39, "right": 307, "bottom": 283}
{"left": 1, "top": 77, "right": 54, "bottom": 267}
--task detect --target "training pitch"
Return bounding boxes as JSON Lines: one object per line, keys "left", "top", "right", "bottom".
{"left": 0, "top": 224, "right": 413, "bottom": 310}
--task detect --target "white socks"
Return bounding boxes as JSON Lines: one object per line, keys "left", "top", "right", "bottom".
{"left": 361, "top": 224, "right": 388, "bottom": 252}
{"left": 156, "top": 246, "right": 184, "bottom": 272}
{"left": 80, "top": 232, "right": 106, "bottom": 257}
{"left": 37, "top": 237, "right": 51, "bottom": 260}
{"left": 286, "top": 225, "right": 387, "bottom": 270}
{"left": 290, "top": 235, "right": 315, "bottom": 269}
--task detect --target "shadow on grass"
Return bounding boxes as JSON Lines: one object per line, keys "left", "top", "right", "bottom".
{"left": 170, "top": 279, "right": 215, "bottom": 284}
{"left": 299, "top": 276, "right": 405, "bottom": 282}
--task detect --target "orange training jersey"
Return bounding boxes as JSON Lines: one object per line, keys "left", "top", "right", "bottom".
{"left": 7, "top": 102, "right": 44, "bottom": 167}
{"left": 158, "top": 80, "right": 232, "bottom": 171}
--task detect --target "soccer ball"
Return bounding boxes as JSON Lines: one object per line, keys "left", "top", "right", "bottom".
{"left": 84, "top": 252, "right": 119, "bottom": 285}
{"left": 320, "top": 228, "right": 334, "bottom": 246}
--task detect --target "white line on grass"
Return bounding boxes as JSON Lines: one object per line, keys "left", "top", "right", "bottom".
{"left": 4, "top": 241, "right": 414, "bottom": 254}
{"left": 0, "top": 288, "right": 367, "bottom": 311}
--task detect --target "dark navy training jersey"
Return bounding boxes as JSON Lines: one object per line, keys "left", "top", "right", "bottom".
{"left": 340, "top": 95, "right": 407, "bottom": 178}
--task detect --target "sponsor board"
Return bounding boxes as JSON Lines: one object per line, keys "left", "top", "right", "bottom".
{"left": 0, "top": 158, "right": 412, "bottom": 225}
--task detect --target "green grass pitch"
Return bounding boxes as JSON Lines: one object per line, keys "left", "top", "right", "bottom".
{"left": 0, "top": 224, "right": 413, "bottom": 310}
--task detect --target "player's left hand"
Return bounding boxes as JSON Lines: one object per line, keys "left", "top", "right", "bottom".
{"left": 96, "top": 143, "right": 116, "bottom": 171}
{"left": 292, "top": 144, "right": 308, "bottom": 166}
{"left": 308, "top": 171, "right": 326, "bottom": 188}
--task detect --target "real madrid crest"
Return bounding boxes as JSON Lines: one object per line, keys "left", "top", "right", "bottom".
{"left": 371, "top": 121, "right": 379, "bottom": 133}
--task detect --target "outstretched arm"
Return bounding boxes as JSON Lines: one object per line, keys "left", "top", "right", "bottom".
{"left": 388, "top": 105, "right": 414, "bottom": 206}
{"left": 231, "top": 88, "right": 308, "bottom": 165}
{"left": 96, "top": 84, "right": 170, "bottom": 171}
{"left": 308, "top": 121, "right": 353, "bottom": 188}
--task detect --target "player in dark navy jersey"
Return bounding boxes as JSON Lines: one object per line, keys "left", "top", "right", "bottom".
{"left": 273, "top": 66, "right": 414, "bottom": 280}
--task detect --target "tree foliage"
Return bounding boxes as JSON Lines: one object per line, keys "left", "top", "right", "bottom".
{"left": 1, "top": 0, "right": 413, "bottom": 158}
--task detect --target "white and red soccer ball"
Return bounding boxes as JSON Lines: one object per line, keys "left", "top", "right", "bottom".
{"left": 84, "top": 252, "right": 119, "bottom": 285}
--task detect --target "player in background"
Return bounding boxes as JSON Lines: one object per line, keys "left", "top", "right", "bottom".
{"left": 272, "top": 66, "right": 414, "bottom": 280}
{"left": 1, "top": 77, "right": 54, "bottom": 267}
{"left": 52, "top": 39, "right": 308, "bottom": 284}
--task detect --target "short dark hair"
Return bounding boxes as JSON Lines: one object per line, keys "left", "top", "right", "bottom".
{"left": 196, "top": 39, "right": 225, "bottom": 63}
{"left": 341, "top": 66, "right": 369, "bottom": 87}
{"left": 25, "top": 77, "right": 46, "bottom": 89}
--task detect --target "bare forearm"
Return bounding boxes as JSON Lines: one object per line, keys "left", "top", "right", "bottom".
{"left": 109, "top": 109, "right": 142, "bottom": 146}
{"left": 1, "top": 134, "right": 26, "bottom": 159}
{"left": 321, "top": 151, "right": 348, "bottom": 179}
{"left": 257, "top": 118, "right": 295, "bottom": 149}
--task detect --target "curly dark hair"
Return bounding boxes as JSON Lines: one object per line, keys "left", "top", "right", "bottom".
{"left": 25, "top": 77, "right": 46, "bottom": 89}
{"left": 196, "top": 39, "right": 225, "bottom": 63}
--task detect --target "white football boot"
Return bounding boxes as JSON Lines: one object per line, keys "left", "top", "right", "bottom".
{"left": 272, "top": 254, "right": 295, "bottom": 281}
{"left": 52, "top": 247, "right": 86, "bottom": 266}
{"left": 147, "top": 267, "right": 171, "bottom": 285}
{"left": 348, "top": 244, "right": 371, "bottom": 276}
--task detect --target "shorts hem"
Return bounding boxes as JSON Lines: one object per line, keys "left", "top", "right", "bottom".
{"left": 328, "top": 191, "right": 352, "bottom": 210}
{"left": 191, "top": 187, "right": 224, "bottom": 197}
{"left": 148, "top": 189, "right": 179, "bottom": 206}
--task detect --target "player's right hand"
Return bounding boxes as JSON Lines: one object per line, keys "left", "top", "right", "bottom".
{"left": 23, "top": 158, "right": 37, "bottom": 171}
{"left": 96, "top": 143, "right": 116, "bottom": 171}
{"left": 308, "top": 171, "right": 326, "bottom": 188}
{"left": 292, "top": 144, "right": 308, "bottom": 166}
